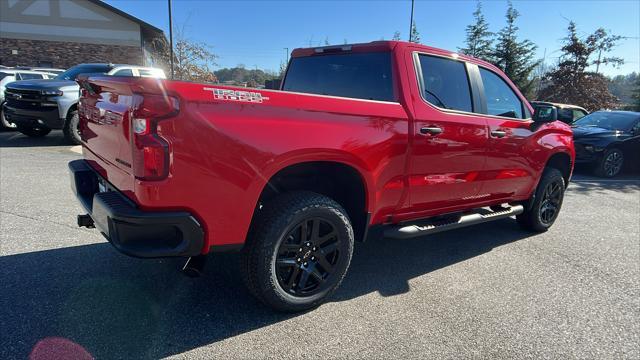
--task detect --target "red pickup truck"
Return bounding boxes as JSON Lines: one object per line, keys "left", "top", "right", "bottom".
{"left": 70, "top": 41, "right": 574, "bottom": 311}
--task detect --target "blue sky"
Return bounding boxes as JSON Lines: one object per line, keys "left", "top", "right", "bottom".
{"left": 104, "top": 0, "right": 640, "bottom": 76}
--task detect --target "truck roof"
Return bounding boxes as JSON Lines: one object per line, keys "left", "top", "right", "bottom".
{"left": 291, "top": 40, "right": 501, "bottom": 75}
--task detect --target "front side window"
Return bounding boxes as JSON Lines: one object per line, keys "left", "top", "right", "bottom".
{"left": 282, "top": 52, "right": 395, "bottom": 102}
{"left": 418, "top": 55, "right": 472, "bottom": 112}
{"left": 479, "top": 68, "right": 524, "bottom": 119}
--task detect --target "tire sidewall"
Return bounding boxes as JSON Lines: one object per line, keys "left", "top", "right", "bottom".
{"left": 0, "top": 105, "right": 17, "bottom": 130}
{"left": 598, "top": 148, "right": 624, "bottom": 178}
{"left": 265, "top": 207, "right": 353, "bottom": 306}
{"left": 64, "top": 110, "right": 81, "bottom": 145}
{"left": 532, "top": 171, "right": 565, "bottom": 229}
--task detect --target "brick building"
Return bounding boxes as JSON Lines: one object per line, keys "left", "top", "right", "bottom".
{"left": 0, "top": 0, "right": 165, "bottom": 69}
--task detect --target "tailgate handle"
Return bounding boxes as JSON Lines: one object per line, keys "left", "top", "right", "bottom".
{"left": 420, "top": 126, "right": 443, "bottom": 136}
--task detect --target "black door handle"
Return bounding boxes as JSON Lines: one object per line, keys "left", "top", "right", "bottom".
{"left": 491, "top": 130, "right": 507, "bottom": 138}
{"left": 420, "top": 126, "right": 443, "bottom": 136}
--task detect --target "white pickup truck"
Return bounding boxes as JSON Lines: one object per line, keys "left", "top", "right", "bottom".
{"left": 2, "top": 63, "right": 165, "bottom": 144}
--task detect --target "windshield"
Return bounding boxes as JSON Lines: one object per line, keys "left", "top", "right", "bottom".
{"left": 573, "top": 111, "right": 639, "bottom": 131}
{"left": 55, "top": 65, "right": 111, "bottom": 80}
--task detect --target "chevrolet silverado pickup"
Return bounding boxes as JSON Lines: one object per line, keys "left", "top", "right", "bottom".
{"left": 69, "top": 41, "right": 574, "bottom": 312}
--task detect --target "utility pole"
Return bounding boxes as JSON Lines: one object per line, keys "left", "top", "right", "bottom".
{"left": 408, "top": 0, "right": 415, "bottom": 42}
{"left": 168, "top": 0, "right": 174, "bottom": 80}
{"left": 283, "top": 47, "right": 289, "bottom": 63}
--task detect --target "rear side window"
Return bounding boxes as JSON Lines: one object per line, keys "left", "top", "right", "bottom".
{"left": 418, "top": 55, "right": 473, "bottom": 112}
{"left": 283, "top": 52, "right": 395, "bottom": 102}
{"left": 17, "top": 73, "right": 44, "bottom": 80}
{"left": 479, "top": 68, "right": 524, "bottom": 119}
{"left": 0, "top": 72, "right": 10, "bottom": 81}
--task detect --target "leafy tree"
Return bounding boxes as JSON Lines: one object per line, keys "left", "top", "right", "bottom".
{"left": 278, "top": 61, "right": 288, "bottom": 79}
{"left": 492, "top": 1, "right": 539, "bottom": 98}
{"left": 148, "top": 27, "right": 217, "bottom": 82}
{"left": 459, "top": 1, "right": 494, "bottom": 62}
{"left": 410, "top": 23, "right": 421, "bottom": 43}
{"left": 608, "top": 72, "right": 638, "bottom": 107}
{"left": 539, "top": 22, "right": 621, "bottom": 111}
{"left": 392, "top": 31, "right": 401, "bottom": 41}
{"left": 214, "top": 66, "right": 279, "bottom": 87}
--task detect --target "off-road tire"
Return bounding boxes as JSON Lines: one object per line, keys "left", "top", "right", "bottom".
{"left": 17, "top": 126, "right": 51, "bottom": 137}
{"left": 240, "top": 191, "right": 354, "bottom": 312}
{"left": 517, "top": 167, "right": 565, "bottom": 232}
{"left": 63, "top": 110, "right": 81, "bottom": 145}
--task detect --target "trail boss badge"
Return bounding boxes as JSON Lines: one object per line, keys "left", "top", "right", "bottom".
{"left": 204, "top": 87, "right": 269, "bottom": 103}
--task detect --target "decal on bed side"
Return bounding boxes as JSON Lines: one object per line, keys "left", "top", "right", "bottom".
{"left": 203, "top": 87, "right": 269, "bottom": 103}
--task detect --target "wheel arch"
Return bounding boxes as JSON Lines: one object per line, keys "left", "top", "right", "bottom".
{"left": 65, "top": 102, "right": 78, "bottom": 119}
{"left": 545, "top": 151, "right": 572, "bottom": 187}
{"left": 252, "top": 160, "right": 372, "bottom": 243}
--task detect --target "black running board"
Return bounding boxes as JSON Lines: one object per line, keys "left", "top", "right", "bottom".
{"left": 384, "top": 205, "right": 524, "bottom": 239}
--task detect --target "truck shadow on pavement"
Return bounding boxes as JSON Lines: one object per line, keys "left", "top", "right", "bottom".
{"left": 0, "top": 219, "right": 533, "bottom": 359}
{"left": 0, "top": 130, "right": 71, "bottom": 148}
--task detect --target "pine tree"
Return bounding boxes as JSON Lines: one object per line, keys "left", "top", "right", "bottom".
{"left": 410, "top": 23, "right": 421, "bottom": 43}
{"left": 492, "top": 1, "right": 539, "bottom": 98}
{"left": 459, "top": 1, "right": 494, "bottom": 62}
{"left": 392, "top": 31, "right": 401, "bottom": 41}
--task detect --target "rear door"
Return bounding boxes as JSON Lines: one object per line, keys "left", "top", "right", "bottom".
{"left": 405, "top": 52, "right": 489, "bottom": 216}
{"left": 472, "top": 65, "right": 537, "bottom": 201}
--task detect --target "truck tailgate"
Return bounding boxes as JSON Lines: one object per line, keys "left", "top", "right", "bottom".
{"left": 77, "top": 76, "right": 176, "bottom": 195}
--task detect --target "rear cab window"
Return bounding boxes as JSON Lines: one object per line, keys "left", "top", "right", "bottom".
{"left": 417, "top": 54, "right": 473, "bottom": 112}
{"left": 282, "top": 52, "right": 396, "bottom": 102}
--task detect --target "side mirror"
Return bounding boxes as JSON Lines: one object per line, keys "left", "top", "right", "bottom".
{"left": 532, "top": 106, "right": 557, "bottom": 123}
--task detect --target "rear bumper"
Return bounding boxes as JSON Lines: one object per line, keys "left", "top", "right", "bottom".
{"left": 2, "top": 103, "right": 64, "bottom": 129}
{"left": 68, "top": 159, "right": 204, "bottom": 258}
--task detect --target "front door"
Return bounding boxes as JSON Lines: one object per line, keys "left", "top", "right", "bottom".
{"left": 405, "top": 53, "right": 489, "bottom": 217}
{"left": 474, "top": 66, "right": 537, "bottom": 201}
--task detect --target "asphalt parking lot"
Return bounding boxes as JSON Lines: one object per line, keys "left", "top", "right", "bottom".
{"left": 1, "top": 130, "right": 639, "bottom": 359}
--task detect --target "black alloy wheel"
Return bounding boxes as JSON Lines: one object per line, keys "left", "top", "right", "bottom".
{"left": 275, "top": 217, "right": 342, "bottom": 297}
{"left": 538, "top": 178, "right": 563, "bottom": 226}
{"left": 241, "top": 191, "right": 354, "bottom": 312}
{"left": 599, "top": 148, "right": 624, "bottom": 178}
{"left": 516, "top": 167, "right": 565, "bottom": 232}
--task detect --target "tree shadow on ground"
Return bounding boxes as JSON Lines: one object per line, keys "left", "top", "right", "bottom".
{"left": 1, "top": 219, "right": 534, "bottom": 359}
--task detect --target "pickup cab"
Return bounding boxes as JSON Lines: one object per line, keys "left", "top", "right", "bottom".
{"left": 69, "top": 41, "right": 574, "bottom": 312}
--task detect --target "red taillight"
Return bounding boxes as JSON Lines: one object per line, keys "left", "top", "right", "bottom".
{"left": 131, "top": 95, "right": 179, "bottom": 181}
